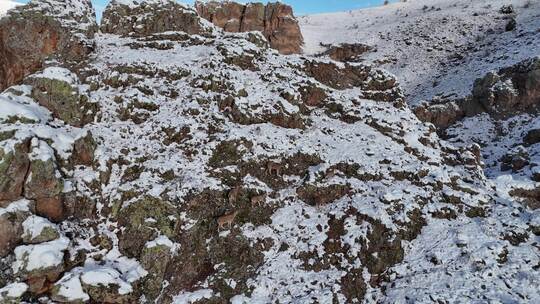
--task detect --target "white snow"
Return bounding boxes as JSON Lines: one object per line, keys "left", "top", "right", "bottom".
{"left": 0, "top": 199, "right": 32, "bottom": 217}
{"left": 13, "top": 237, "right": 70, "bottom": 273}
{"left": 53, "top": 272, "right": 90, "bottom": 302}
{"left": 173, "top": 289, "right": 213, "bottom": 304}
{"left": 81, "top": 267, "right": 133, "bottom": 295}
{"left": 0, "top": 282, "right": 28, "bottom": 299}
{"left": 299, "top": 0, "right": 540, "bottom": 105}
{"left": 0, "top": 0, "right": 21, "bottom": 16}
{"left": 31, "top": 67, "right": 79, "bottom": 85}
{"left": 22, "top": 215, "right": 57, "bottom": 240}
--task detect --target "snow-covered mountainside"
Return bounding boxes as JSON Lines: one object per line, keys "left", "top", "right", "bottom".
{"left": 0, "top": 0, "right": 539, "bottom": 303}
{"left": 0, "top": 1, "right": 21, "bottom": 16}
{"left": 300, "top": 0, "right": 540, "bottom": 106}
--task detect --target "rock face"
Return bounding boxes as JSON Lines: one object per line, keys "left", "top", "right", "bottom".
{"left": 416, "top": 57, "right": 540, "bottom": 129}
{"left": 319, "top": 43, "right": 373, "bottom": 62}
{"left": 0, "top": 0, "right": 97, "bottom": 91}
{"left": 472, "top": 57, "right": 540, "bottom": 117}
{"left": 101, "top": 0, "right": 212, "bottom": 37}
{"left": 195, "top": 1, "right": 304, "bottom": 54}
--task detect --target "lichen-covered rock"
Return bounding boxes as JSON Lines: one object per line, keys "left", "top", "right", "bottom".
{"left": 195, "top": 1, "right": 304, "bottom": 54}
{"left": 139, "top": 238, "right": 174, "bottom": 301}
{"left": 25, "top": 67, "right": 97, "bottom": 127}
{"left": 0, "top": 136, "right": 30, "bottom": 202}
{"left": 116, "top": 196, "right": 179, "bottom": 258}
{"left": 101, "top": 0, "right": 212, "bottom": 37}
{"left": 0, "top": 200, "right": 33, "bottom": 258}
{"left": 24, "top": 139, "right": 64, "bottom": 222}
{"left": 21, "top": 215, "right": 59, "bottom": 244}
{"left": 12, "top": 237, "right": 69, "bottom": 294}
{"left": 0, "top": 283, "right": 28, "bottom": 304}
{"left": 0, "top": 0, "right": 97, "bottom": 91}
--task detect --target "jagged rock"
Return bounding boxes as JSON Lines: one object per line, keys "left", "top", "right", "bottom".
{"left": 12, "top": 237, "right": 69, "bottom": 294}
{"left": 0, "top": 136, "right": 30, "bottom": 202}
{"left": 116, "top": 196, "right": 178, "bottom": 258}
{"left": 500, "top": 146, "right": 529, "bottom": 172}
{"left": 140, "top": 239, "right": 173, "bottom": 301}
{"left": 70, "top": 131, "right": 96, "bottom": 166}
{"left": 195, "top": 1, "right": 304, "bottom": 54}
{"left": 319, "top": 43, "right": 373, "bottom": 62}
{"left": 24, "top": 139, "right": 64, "bottom": 222}
{"left": 0, "top": 200, "right": 33, "bottom": 258}
{"left": 0, "top": 0, "right": 97, "bottom": 91}
{"left": 101, "top": 0, "right": 212, "bottom": 37}
{"left": 414, "top": 101, "right": 465, "bottom": 129}
{"left": 472, "top": 57, "right": 540, "bottom": 117}
{"left": 0, "top": 283, "right": 28, "bottom": 303}
{"left": 524, "top": 128, "right": 540, "bottom": 146}
{"left": 21, "top": 215, "right": 59, "bottom": 244}
{"left": 25, "top": 67, "right": 97, "bottom": 127}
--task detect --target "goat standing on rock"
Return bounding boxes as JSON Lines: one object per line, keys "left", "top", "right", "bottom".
{"left": 217, "top": 211, "right": 239, "bottom": 230}
{"left": 267, "top": 161, "right": 283, "bottom": 176}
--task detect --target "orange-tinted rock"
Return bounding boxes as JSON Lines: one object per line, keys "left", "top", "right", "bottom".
{"left": 0, "top": 0, "right": 97, "bottom": 91}
{"left": 195, "top": 1, "right": 304, "bottom": 54}
{"left": 35, "top": 197, "right": 64, "bottom": 223}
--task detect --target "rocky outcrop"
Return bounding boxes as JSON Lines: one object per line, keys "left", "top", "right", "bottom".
{"left": 416, "top": 57, "right": 540, "bottom": 129}
{"left": 0, "top": 0, "right": 97, "bottom": 91}
{"left": 101, "top": 0, "right": 212, "bottom": 37}
{"left": 25, "top": 67, "right": 97, "bottom": 127}
{"left": 471, "top": 57, "right": 540, "bottom": 117}
{"left": 319, "top": 43, "right": 373, "bottom": 62}
{"left": 195, "top": 1, "right": 304, "bottom": 54}
{"left": 414, "top": 101, "right": 465, "bottom": 129}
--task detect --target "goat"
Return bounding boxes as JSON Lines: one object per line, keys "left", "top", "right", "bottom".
{"left": 217, "top": 211, "right": 239, "bottom": 230}
{"left": 250, "top": 194, "right": 267, "bottom": 206}
{"left": 266, "top": 161, "right": 283, "bottom": 176}
{"left": 228, "top": 185, "right": 242, "bottom": 203}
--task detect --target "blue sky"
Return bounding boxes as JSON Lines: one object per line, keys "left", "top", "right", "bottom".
{"left": 19, "top": 0, "right": 390, "bottom": 18}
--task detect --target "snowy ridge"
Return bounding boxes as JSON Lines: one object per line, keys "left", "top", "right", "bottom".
{"left": 300, "top": 0, "right": 540, "bottom": 105}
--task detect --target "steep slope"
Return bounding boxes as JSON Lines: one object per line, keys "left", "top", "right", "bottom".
{"left": 0, "top": 0, "right": 539, "bottom": 303}
{"left": 300, "top": 0, "right": 540, "bottom": 106}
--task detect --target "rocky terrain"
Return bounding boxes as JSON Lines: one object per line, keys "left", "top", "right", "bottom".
{"left": 195, "top": 1, "right": 303, "bottom": 55}
{"left": 0, "top": 0, "right": 538, "bottom": 304}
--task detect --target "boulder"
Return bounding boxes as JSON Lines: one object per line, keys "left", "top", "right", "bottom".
{"left": 414, "top": 101, "right": 465, "bottom": 129}
{"left": 0, "top": 0, "right": 97, "bottom": 91}
{"left": 101, "top": 0, "right": 211, "bottom": 37}
{"left": 472, "top": 57, "right": 540, "bottom": 117}
{"left": 25, "top": 67, "right": 97, "bottom": 127}
{"left": 0, "top": 137, "right": 31, "bottom": 202}
{"left": 195, "top": 1, "right": 304, "bottom": 54}
{"left": 24, "top": 139, "right": 65, "bottom": 222}
{"left": 0, "top": 200, "right": 33, "bottom": 258}
{"left": 12, "top": 237, "right": 69, "bottom": 294}
{"left": 319, "top": 43, "right": 373, "bottom": 62}
{"left": 21, "top": 215, "right": 60, "bottom": 244}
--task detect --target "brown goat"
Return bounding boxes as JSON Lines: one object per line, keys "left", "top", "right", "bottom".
{"left": 250, "top": 194, "right": 267, "bottom": 206}
{"left": 266, "top": 161, "right": 283, "bottom": 176}
{"left": 217, "top": 211, "right": 239, "bottom": 230}
{"left": 228, "top": 186, "right": 242, "bottom": 203}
